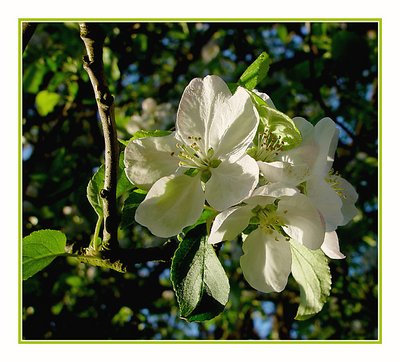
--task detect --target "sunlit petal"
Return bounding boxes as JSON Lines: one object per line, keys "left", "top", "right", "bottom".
{"left": 258, "top": 160, "right": 310, "bottom": 186}
{"left": 135, "top": 173, "right": 205, "bottom": 238}
{"left": 240, "top": 228, "right": 292, "bottom": 293}
{"left": 307, "top": 178, "right": 344, "bottom": 232}
{"left": 321, "top": 231, "right": 346, "bottom": 259}
{"left": 176, "top": 75, "right": 231, "bottom": 153}
{"left": 278, "top": 194, "right": 325, "bottom": 250}
{"left": 313, "top": 117, "right": 339, "bottom": 177}
{"left": 124, "top": 133, "right": 180, "bottom": 190}
{"left": 208, "top": 205, "right": 253, "bottom": 244}
{"left": 211, "top": 87, "right": 259, "bottom": 162}
{"left": 205, "top": 155, "right": 259, "bottom": 211}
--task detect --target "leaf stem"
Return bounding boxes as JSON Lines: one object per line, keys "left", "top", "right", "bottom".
{"left": 90, "top": 215, "right": 103, "bottom": 251}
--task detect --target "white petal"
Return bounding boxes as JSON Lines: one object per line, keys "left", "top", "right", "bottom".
{"left": 313, "top": 118, "right": 339, "bottom": 177}
{"left": 251, "top": 183, "right": 299, "bottom": 198}
{"left": 278, "top": 194, "right": 325, "bottom": 250}
{"left": 205, "top": 155, "right": 259, "bottom": 211}
{"left": 336, "top": 176, "right": 359, "bottom": 226}
{"left": 135, "top": 173, "right": 205, "bottom": 238}
{"left": 321, "top": 231, "right": 346, "bottom": 259}
{"left": 258, "top": 160, "right": 310, "bottom": 186}
{"left": 208, "top": 205, "right": 253, "bottom": 244}
{"left": 292, "top": 117, "right": 314, "bottom": 139}
{"left": 240, "top": 228, "right": 292, "bottom": 293}
{"left": 243, "top": 183, "right": 298, "bottom": 207}
{"left": 210, "top": 87, "right": 259, "bottom": 162}
{"left": 253, "top": 90, "right": 276, "bottom": 109}
{"left": 281, "top": 118, "right": 318, "bottom": 169}
{"left": 124, "top": 133, "right": 179, "bottom": 190}
{"left": 307, "top": 178, "right": 344, "bottom": 231}
{"left": 176, "top": 75, "right": 231, "bottom": 153}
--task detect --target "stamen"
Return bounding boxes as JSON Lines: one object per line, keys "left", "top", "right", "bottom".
{"left": 326, "top": 169, "right": 346, "bottom": 199}
{"left": 249, "top": 130, "right": 284, "bottom": 162}
{"left": 175, "top": 136, "right": 218, "bottom": 170}
{"left": 253, "top": 203, "right": 288, "bottom": 236}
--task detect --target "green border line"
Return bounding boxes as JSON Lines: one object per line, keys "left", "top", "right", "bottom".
{"left": 18, "top": 17, "right": 382, "bottom": 22}
{"left": 378, "top": 18, "right": 383, "bottom": 344}
{"left": 18, "top": 19, "right": 23, "bottom": 345}
{"left": 18, "top": 18, "right": 382, "bottom": 344}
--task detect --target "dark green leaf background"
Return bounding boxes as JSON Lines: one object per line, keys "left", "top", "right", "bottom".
{"left": 22, "top": 22, "right": 378, "bottom": 340}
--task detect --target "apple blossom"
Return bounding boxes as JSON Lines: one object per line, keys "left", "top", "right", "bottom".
{"left": 124, "top": 75, "right": 260, "bottom": 237}
{"left": 208, "top": 184, "right": 325, "bottom": 293}
{"left": 253, "top": 117, "right": 358, "bottom": 258}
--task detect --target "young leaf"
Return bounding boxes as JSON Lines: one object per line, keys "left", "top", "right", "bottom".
{"left": 87, "top": 153, "right": 135, "bottom": 217}
{"left": 249, "top": 92, "right": 302, "bottom": 150}
{"left": 87, "top": 165, "right": 105, "bottom": 217}
{"left": 120, "top": 188, "right": 147, "bottom": 229}
{"left": 116, "top": 152, "right": 135, "bottom": 197}
{"left": 238, "top": 52, "right": 270, "bottom": 90}
{"left": 290, "top": 240, "right": 332, "bottom": 320}
{"left": 171, "top": 228, "right": 230, "bottom": 322}
{"left": 23, "top": 230, "right": 67, "bottom": 280}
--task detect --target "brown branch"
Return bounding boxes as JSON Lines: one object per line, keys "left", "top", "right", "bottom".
{"left": 79, "top": 23, "right": 119, "bottom": 250}
{"left": 22, "top": 22, "right": 37, "bottom": 52}
{"left": 113, "top": 239, "right": 179, "bottom": 271}
{"left": 78, "top": 24, "right": 182, "bottom": 267}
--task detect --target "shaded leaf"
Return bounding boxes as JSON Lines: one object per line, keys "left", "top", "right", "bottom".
{"left": 171, "top": 229, "right": 230, "bottom": 322}
{"left": 87, "top": 165, "right": 105, "bottom": 217}
{"left": 120, "top": 189, "right": 147, "bottom": 229}
{"left": 290, "top": 240, "right": 332, "bottom": 320}
{"left": 87, "top": 153, "right": 135, "bottom": 217}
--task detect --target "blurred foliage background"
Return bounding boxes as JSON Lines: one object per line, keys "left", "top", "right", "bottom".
{"left": 22, "top": 21, "right": 379, "bottom": 340}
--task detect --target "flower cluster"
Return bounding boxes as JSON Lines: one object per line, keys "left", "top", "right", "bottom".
{"left": 124, "top": 75, "right": 358, "bottom": 294}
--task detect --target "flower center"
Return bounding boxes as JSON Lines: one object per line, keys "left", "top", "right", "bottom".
{"left": 248, "top": 130, "right": 284, "bottom": 163}
{"left": 252, "top": 204, "right": 286, "bottom": 235}
{"left": 176, "top": 136, "right": 221, "bottom": 177}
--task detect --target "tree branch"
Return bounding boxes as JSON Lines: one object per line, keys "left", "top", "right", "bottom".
{"left": 114, "top": 239, "right": 179, "bottom": 271}
{"left": 306, "top": 23, "right": 356, "bottom": 140}
{"left": 22, "top": 22, "right": 37, "bottom": 52}
{"left": 79, "top": 23, "right": 119, "bottom": 250}
{"left": 78, "top": 24, "right": 182, "bottom": 268}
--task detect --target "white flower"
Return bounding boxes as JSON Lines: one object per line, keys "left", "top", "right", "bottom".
{"left": 208, "top": 184, "right": 325, "bottom": 293}
{"left": 126, "top": 98, "right": 175, "bottom": 134}
{"left": 254, "top": 117, "right": 358, "bottom": 259}
{"left": 124, "top": 75, "right": 260, "bottom": 237}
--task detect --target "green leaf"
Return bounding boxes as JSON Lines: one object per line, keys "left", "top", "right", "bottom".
{"left": 23, "top": 62, "right": 48, "bottom": 94}
{"left": 238, "top": 52, "right": 271, "bottom": 90}
{"left": 171, "top": 229, "right": 230, "bottom": 322}
{"left": 23, "top": 230, "right": 67, "bottom": 280}
{"left": 120, "top": 189, "right": 147, "bottom": 229}
{"left": 87, "top": 153, "right": 135, "bottom": 217}
{"left": 35, "top": 90, "right": 61, "bottom": 116}
{"left": 116, "top": 152, "right": 135, "bottom": 197}
{"left": 290, "top": 240, "right": 332, "bottom": 320}
{"left": 87, "top": 165, "right": 105, "bottom": 217}
{"left": 182, "top": 208, "right": 218, "bottom": 234}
